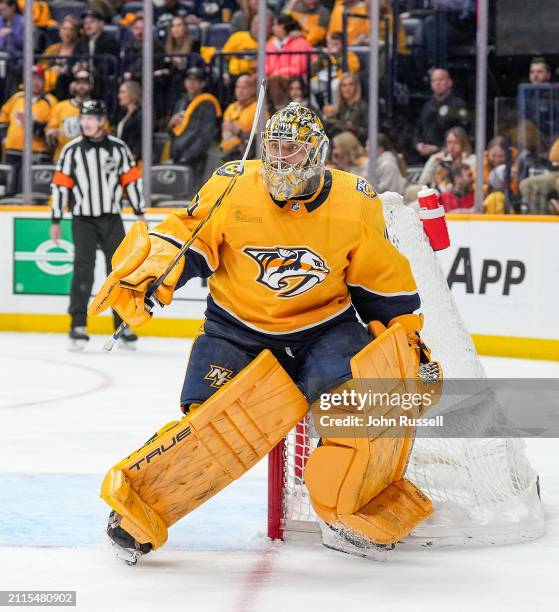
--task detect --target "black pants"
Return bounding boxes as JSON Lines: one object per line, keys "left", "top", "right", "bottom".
{"left": 180, "top": 321, "right": 371, "bottom": 408}
{"left": 69, "top": 214, "right": 125, "bottom": 329}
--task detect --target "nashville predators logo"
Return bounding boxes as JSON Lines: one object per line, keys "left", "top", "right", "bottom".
{"left": 216, "top": 161, "right": 244, "bottom": 177}
{"left": 243, "top": 246, "right": 330, "bottom": 298}
{"left": 204, "top": 365, "right": 233, "bottom": 388}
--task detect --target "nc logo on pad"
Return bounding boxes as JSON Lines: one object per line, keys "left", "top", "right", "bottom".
{"left": 243, "top": 246, "right": 330, "bottom": 298}
{"left": 204, "top": 365, "right": 233, "bottom": 388}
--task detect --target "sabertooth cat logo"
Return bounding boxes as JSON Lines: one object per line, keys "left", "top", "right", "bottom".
{"left": 243, "top": 246, "right": 330, "bottom": 298}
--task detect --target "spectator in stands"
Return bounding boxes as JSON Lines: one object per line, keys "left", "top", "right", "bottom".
{"left": 374, "top": 133, "right": 407, "bottom": 194}
{"left": 164, "top": 14, "right": 201, "bottom": 60}
{"left": 520, "top": 57, "right": 558, "bottom": 155}
{"left": 499, "top": 110, "right": 542, "bottom": 182}
{"left": 406, "top": 126, "right": 475, "bottom": 203}
{"left": 379, "top": 0, "right": 409, "bottom": 53}
{"left": 220, "top": 74, "right": 257, "bottom": 162}
{"left": 221, "top": 13, "right": 263, "bottom": 81}
{"left": 414, "top": 68, "right": 469, "bottom": 159}
{"left": 156, "top": 0, "right": 192, "bottom": 23}
{"left": 122, "top": 15, "right": 166, "bottom": 118}
{"left": 88, "top": 0, "right": 121, "bottom": 22}
{"left": 185, "top": 0, "right": 237, "bottom": 27}
{"left": 287, "top": 76, "right": 314, "bottom": 110}
{"left": 230, "top": 0, "right": 265, "bottom": 34}
{"left": 0, "top": 66, "right": 56, "bottom": 193}
{"left": 168, "top": 66, "right": 221, "bottom": 190}
{"left": 328, "top": 131, "right": 367, "bottom": 175}
{"left": 482, "top": 136, "right": 519, "bottom": 214}
{"left": 327, "top": 0, "right": 407, "bottom": 49}
{"left": 41, "top": 16, "right": 81, "bottom": 99}
{"left": 16, "top": 0, "right": 56, "bottom": 28}
{"left": 519, "top": 137, "right": 559, "bottom": 214}
{"left": 115, "top": 80, "right": 142, "bottom": 162}
{"left": 529, "top": 57, "right": 552, "bottom": 85}
{"left": 0, "top": 0, "right": 23, "bottom": 53}
{"left": 439, "top": 163, "right": 475, "bottom": 213}
{"left": 323, "top": 72, "right": 368, "bottom": 145}
{"left": 122, "top": 15, "right": 166, "bottom": 82}
{"left": 74, "top": 9, "right": 120, "bottom": 64}
{"left": 329, "top": 132, "right": 406, "bottom": 193}
{"left": 73, "top": 9, "right": 120, "bottom": 101}
{"left": 549, "top": 143, "right": 559, "bottom": 214}
{"left": 282, "top": 0, "right": 330, "bottom": 46}
{"left": 265, "top": 14, "right": 315, "bottom": 111}
{"left": 327, "top": 0, "right": 369, "bottom": 45}
{"left": 161, "top": 16, "right": 202, "bottom": 107}
{"left": 310, "top": 31, "right": 359, "bottom": 108}
{"left": 46, "top": 70, "right": 94, "bottom": 162}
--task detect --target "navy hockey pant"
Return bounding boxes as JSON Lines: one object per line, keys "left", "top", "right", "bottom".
{"left": 180, "top": 320, "right": 371, "bottom": 409}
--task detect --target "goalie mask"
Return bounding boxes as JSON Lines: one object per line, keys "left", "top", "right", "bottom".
{"left": 261, "top": 103, "right": 329, "bottom": 201}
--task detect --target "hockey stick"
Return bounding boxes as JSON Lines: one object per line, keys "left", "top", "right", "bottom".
{"left": 104, "top": 80, "right": 267, "bottom": 351}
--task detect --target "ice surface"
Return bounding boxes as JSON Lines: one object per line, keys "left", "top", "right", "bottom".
{"left": 0, "top": 333, "right": 557, "bottom": 611}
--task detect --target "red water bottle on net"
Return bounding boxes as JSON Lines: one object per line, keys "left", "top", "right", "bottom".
{"left": 417, "top": 186, "right": 450, "bottom": 251}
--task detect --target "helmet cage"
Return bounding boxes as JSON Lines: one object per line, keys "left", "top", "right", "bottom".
{"left": 261, "top": 103, "right": 329, "bottom": 200}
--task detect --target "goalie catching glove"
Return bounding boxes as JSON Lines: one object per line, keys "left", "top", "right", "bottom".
{"left": 88, "top": 221, "right": 185, "bottom": 326}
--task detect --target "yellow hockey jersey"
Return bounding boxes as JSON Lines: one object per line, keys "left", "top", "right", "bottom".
{"left": 0, "top": 91, "right": 57, "bottom": 153}
{"left": 151, "top": 160, "right": 419, "bottom": 338}
{"left": 46, "top": 99, "right": 81, "bottom": 161}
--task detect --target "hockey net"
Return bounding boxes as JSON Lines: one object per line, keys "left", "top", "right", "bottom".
{"left": 268, "top": 192, "right": 544, "bottom": 547}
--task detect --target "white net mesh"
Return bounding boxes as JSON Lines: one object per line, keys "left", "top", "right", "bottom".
{"left": 279, "top": 193, "right": 544, "bottom": 546}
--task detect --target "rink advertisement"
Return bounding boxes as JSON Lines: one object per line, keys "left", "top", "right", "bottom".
{"left": 0, "top": 208, "right": 558, "bottom": 359}
{"left": 436, "top": 215, "right": 559, "bottom": 358}
{"left": 2, "top": 209, "right": 208, "bottom": 337}
{"left": 13, "top": 218, "right": 73, "bottom": 295}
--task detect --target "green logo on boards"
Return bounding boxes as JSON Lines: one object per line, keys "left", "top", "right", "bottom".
{"left": 13, "top": 218, "right": 74, "bottom": 295}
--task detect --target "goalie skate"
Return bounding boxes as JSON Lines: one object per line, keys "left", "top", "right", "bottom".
{"left": 106, "top": 511, "right": 152, "bottom": 566}
{"left": 68, "top": 327, "right": 89, "bottom": 352}
{"left": 319, "top": 520, "right": 395, "bottom": 562}
{"left": 118, "top": 329, "right": 138, "bottom": 351}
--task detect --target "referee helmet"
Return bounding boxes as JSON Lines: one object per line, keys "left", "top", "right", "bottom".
{"left": 80, "top": 100, "right": 107, "bottom": 117}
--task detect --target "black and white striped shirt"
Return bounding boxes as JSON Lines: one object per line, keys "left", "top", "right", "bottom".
{"left": 51, "top": 134, "right": 145, "bottom": 221}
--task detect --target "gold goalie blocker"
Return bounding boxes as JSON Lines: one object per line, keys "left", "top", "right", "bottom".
{"left": 90, "top": 222, "right": 440, "bottom": 550}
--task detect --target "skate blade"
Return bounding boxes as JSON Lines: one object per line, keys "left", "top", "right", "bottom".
{"left": 322, "top": 540, "right": 393, "bottom": 562}
{"left": 105, "top": 533, "right": 141, "bottom": 566}
{"left": 320, "top": 522, "right": 394, "bottom": 562}
{"left": 68, "top": 339, "right": 88, "bottom": 352}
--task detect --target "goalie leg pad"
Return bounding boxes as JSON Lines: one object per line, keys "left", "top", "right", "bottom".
{"left": 304, "top": 323, "right": 433, "bottom": 545}
{"left": 101, "top": 349, "right": 308, "bottom": 550}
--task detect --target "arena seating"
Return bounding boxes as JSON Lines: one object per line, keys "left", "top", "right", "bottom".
{"left": 0, "top": 163, "right": 15, "bottom": 197}
{"left": 150, "top": 165, "right": 193, "bottom": 205}
{"left": 205, "top": 23, "right": 232, "bottom": 49}
{"left": 122, "top": 2, "right": 144, "bottom": 15}
{"left": 50, "top": 2, "right": 86, "bottom": 24}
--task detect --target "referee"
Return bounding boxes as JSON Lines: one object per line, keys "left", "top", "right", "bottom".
{"left": 50, "top": 100, "right": 146, "bottom": 350}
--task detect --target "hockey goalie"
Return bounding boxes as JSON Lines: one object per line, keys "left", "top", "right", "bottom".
{"left": 89, "top": 103, "right": 440, "bottom": 564}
